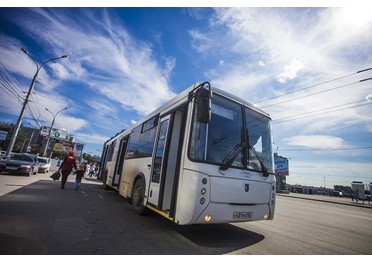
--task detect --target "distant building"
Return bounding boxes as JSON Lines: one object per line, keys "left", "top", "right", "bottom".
{"left": 287, "top": 184, "right": 334, "bottom": 195}
{"left": 334, "top": 185, "right": 352, "bottom": 196}
{"left": 286, "top": 184, "right": 355, "bottom": 197}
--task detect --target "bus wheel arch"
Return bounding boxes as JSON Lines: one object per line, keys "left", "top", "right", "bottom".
{"left": 131, "top": 173, "right": 147, "bottom": 215}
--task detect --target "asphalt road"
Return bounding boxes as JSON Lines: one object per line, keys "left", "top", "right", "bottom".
{"left": 0, "top": 170, "right": 371, "bottom": 255}
{"left": 231, "top": 196, "right": 372, "bottom": 254}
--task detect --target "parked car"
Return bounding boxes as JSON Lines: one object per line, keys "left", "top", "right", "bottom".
{"left": 0, "top": 153, "right": 37, "bottom": 176}
{"left": 37, "top": 157, "right": 51, "bottom": 173}
{"left": 23, "top": 153, "right": 42, "bottom": 174}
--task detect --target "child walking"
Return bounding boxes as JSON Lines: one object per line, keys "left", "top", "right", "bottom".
{"left": 74, "top": 162, "right": 87, "bottom": 190}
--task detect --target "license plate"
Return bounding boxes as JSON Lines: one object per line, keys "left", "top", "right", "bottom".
{"left": 6, "top": 166, "right": 18, "bottom": 170}
{"left": 233, "top": 212, "right": 253, "bottom": 220}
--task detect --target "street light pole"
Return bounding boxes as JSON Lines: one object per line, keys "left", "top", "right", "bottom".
{"left": 5, "top": 48, "right": 67, "bottom": 158}
{"left": 24, "top": 122, "right": 36, "bottom": 153}
{"left": 43, "top": 107, "right": 68, "bottom": 157}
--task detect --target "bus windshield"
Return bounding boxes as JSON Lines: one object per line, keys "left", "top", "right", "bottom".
{"left": 190, "top": 93, "right": 273, "bottom": 173}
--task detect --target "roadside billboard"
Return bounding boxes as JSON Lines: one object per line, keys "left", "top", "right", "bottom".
{"left": 0, "top": 128, "right": 8, "bottom": 141}
{"left": 40, "top": 126, "right": 67, "bottom": 139}
{"left": 275, "top": 154, "right": 289, "bottom": 176}
{"left": 52, "top": 139, "right": 84, "bottom": 157}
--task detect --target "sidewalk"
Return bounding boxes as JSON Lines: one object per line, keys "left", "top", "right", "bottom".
{"left": 277, "top": 192, "right": 372, "bottom": 209}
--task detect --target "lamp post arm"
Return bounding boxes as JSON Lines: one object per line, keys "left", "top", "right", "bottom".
{"left": 43, "top": 107, "right": 68, "bottom": 157}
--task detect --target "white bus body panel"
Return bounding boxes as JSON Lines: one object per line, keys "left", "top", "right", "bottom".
{"left": 174, "top": 164, "right": 275, "bottom": 225}
{"left": 210, "top": 176, "right": 271, "bottom": 204}
{"left": 119, "top": 157, "right": 152, "bottom": 199}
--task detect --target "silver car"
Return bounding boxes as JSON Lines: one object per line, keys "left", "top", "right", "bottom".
{"left": 0, "top": 153, "right": 36, "bottom": 176}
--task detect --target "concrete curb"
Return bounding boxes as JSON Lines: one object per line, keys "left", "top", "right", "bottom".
{"left": 277, "top": 193, "right": 372, "bottom": 209}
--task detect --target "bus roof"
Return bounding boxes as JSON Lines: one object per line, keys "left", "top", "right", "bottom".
{"left": 105, "top": 82, "right": 271, "bottom": 144}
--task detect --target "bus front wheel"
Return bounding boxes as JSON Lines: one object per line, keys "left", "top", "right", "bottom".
{"left": 132, "top": 178, "right": 147, "bottom": 215}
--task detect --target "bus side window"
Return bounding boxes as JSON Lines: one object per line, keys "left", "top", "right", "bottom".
{"left": 126, "top": 122, "right": 157, "bottom": 159}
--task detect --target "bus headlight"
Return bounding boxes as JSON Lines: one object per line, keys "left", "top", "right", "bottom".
{"left": 200, "top": 197, "right": 205, "bottom": 204}
{"left": 201, "top": 188, "right": 206, "bottom": 195}
{"left": 264, "top": 214, "right": 269, "bottom": 220}
{"left": 204, "top": 215, "right": 212, "bottom": 222}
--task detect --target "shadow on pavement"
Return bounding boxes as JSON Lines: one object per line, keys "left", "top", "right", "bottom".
{"left": 175, "top": 223, "right": 264, "bottom": 253}
{"left": 0, "top": 179, "right": 264, "bottom": 255}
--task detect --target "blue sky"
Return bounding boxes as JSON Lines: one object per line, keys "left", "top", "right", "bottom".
{"left": 0, "top": 5, "right": 371, "bottom": 187}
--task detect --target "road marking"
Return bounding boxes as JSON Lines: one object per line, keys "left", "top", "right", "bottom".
{"left": 98, "top": 194, "right": 104, "bottom": 199}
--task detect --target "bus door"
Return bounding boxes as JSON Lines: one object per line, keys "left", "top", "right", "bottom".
{"left": 112, "top": 136, "right": 129, "bottom": 188}
{"left": 148, "top": 115, "right": 171, "bottom": 207}
{"left": 99, "top": 144, "right": 109, "bottom": 180}
{"left": 148, "top": 109, "right": 185, "bottom": 215}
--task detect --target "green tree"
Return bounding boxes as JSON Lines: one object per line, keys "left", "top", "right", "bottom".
{"left": 0, "top": 123, "right": 27, "bottom": 153}
{"left": 83, "top": 153, "right": 95, "bottom": 163}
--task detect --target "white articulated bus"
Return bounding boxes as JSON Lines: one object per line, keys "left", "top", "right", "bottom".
{"left": 99, "top": 82, "right": 276, "bottom": 225}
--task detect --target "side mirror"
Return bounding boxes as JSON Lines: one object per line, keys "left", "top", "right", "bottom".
{"left": 196, "top": 87, "right": 211, "bottom": 123}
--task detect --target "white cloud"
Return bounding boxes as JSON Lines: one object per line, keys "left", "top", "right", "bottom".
{"left": 48, "top": 63, "right": 69, "bottom": 79}
{"left": 366, "top": 94, "right": 372, "bottom": 102}
{"left": 188, "top": 29, "right": 212, "bottom": 54}
{"left": 46, "top": 114, "right": 87, "bottom": 133}
{"left": 283, "top": 135, "right": 345, "bottom": 148}
{"left": 6, "top": 8, "right": 177, "bottom": 117}
{"left": 210, "top": 7, "right": 372, "bottom": 91}
{"left": 203, "top": 7, "right": 372, "bottom": 139}
{"left": 74, "top": 132, "right": 109, "bottom": 144}
{"left": 276, "top": 59, "right": 305, "bottom": 83}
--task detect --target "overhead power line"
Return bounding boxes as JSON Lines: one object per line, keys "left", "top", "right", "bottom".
{"left": 261, "top": 80, "right": 367, "bottom": 109}
{"left": 273, "top": 99, "right": 371, "bottom": 123}
{"left": 0, "top": 59, "right": 24, "bottom": 98}
{"left": 255, "top": 67, "right": 372, "bottom": 106}
{"left": 35, "top": 92, "right": 127, "bottom": 124}
{"left": 279, "top": 146, "right": 372, "bottom": 152}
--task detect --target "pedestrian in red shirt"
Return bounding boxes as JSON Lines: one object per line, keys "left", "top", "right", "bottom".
{"left": 58, "top": 151, "right": 77, "bottom": 189}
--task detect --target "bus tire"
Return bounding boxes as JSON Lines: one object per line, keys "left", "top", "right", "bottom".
{"left": 102, "top": 170, "right": 110, "bottom": 190}
{"left": 132, "top": 178, "right": 147, "bottom": 215}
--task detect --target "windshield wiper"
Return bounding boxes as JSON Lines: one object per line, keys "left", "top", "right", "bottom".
{"left": 219, "top": 143, "right": 246, "bottom": 171}
{"left": 249, "top": 145, "right": 269, "bottom": 177}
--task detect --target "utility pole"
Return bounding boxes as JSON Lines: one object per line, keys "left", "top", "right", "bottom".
{"left": 5, "top": 48, "right": 67, "bottom": 157}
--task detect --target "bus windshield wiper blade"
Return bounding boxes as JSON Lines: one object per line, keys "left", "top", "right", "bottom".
{"left": 219, "top": 143, "right": 246, "bottom": 171}
{"left": 249, "top": 145, "right": 269, "bottom": 177}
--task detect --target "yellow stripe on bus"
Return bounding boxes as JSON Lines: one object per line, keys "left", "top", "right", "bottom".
{"left": 146, "top": 205, "right": 174, "bottom": 221}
